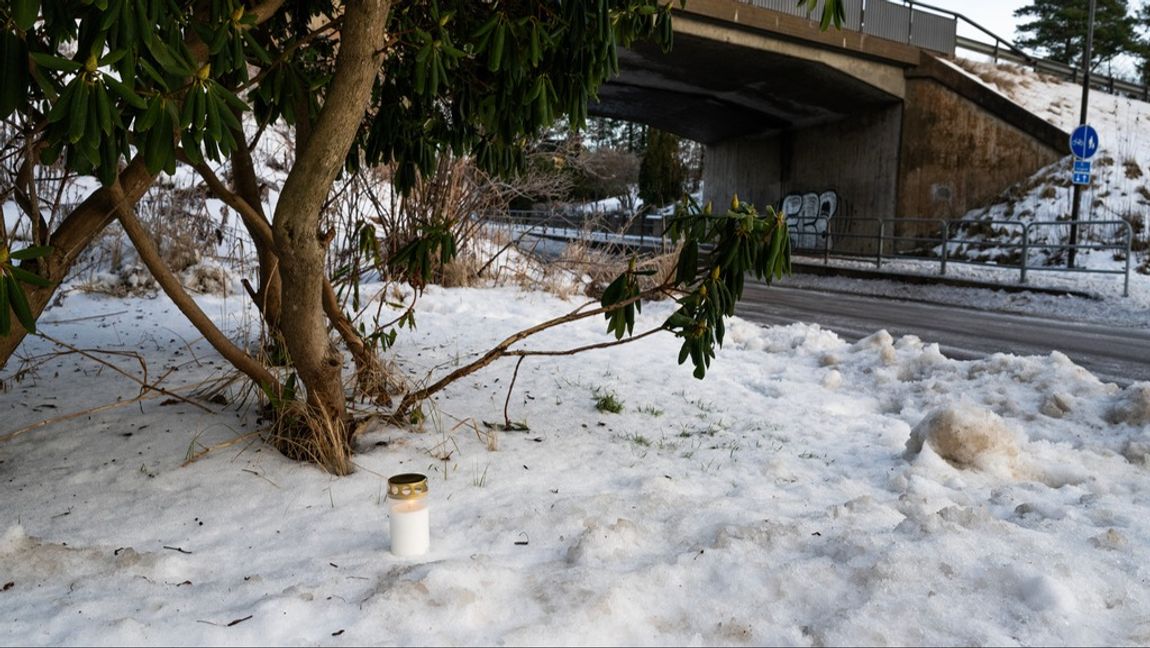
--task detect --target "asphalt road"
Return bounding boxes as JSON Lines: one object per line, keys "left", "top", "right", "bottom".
{"left": 738, "top": 283, "right": 1150, "bottom": 385}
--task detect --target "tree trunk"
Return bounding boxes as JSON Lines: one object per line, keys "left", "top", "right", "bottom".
{"left": 195, "top": 154, "right": 388, "bottom": 400}
{"left": 114, "top": 194, "right": 281, "bottom": 395}
{"left": 270, "top": 0, "right": 391, "bottom": 469}
{"left": 230, "top": 140, "right": 284, "bottom": 338}
{"left": 0, "top": 158, "right": 155, "bottom": 368}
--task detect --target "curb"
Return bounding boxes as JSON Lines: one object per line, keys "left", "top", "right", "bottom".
{"left": 790, "top": 261, "right": 1099, "bottom": 300}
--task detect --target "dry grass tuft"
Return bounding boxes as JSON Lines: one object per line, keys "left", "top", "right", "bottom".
{"left": 952, "top": 59, "right": 1021, "bottom": 98}
{"left": 438, "top": 253, "right": 484, "bottom": 288}
{"left": 268, "top": 402, "right": 354, "bottom": 476}
{"left": 1123, "top": 158, "right": 1144, "bottom": 180}
{"left": 352, "top": 356, "right": 407, "bottom": 406}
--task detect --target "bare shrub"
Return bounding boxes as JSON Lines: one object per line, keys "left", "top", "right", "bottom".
{"left": 569, "top": 146, "right": 639, "bottom": 210}
{"left": 137, "top": 179, "right": 219, "bottom": 272}
{"left": 1124, "top": 158, "right": 1144, "bottom": 180}
{"left": 1122, "top": 216, "right": 1148, "bottom": 253}
{"left": 75, "top": 265, "right": 159, "bottom": 297}
{"left": 63, "top": 173, "right": 228, "bottom": 291}
{"left": 181, "top": 262, "right": 234, "bottom": 295}
{"left": 556, "top": 241, "right": 624, "bottom": 298}
{"left": 438, "top": 253, "right": 484, "bottom": 288}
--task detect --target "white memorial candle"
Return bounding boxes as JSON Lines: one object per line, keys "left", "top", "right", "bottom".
{"left": 387, "top": 473, "right": 429, "bottom": 557}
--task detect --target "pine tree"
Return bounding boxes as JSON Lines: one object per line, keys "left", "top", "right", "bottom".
{"left": 638, "top": 129, "right": 685, "bottom": 209}
{"left": 1014, "top": 0, "right": 1139, "bottom": 69}
{"left": 1137, "top": 2, "right": 1150, "bottom": 84}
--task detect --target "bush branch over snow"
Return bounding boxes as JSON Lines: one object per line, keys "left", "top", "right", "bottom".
{"left": 0, "top": 1, "right": 842, "bottom": 472}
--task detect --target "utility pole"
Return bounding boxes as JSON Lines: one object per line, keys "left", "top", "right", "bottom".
{"left": 1068, "top": 0, "right": 1097, "bottom": 268}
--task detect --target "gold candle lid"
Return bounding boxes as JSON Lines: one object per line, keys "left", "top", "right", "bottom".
{"left": 387, "top": 473, "right": 428, "bottom": 499}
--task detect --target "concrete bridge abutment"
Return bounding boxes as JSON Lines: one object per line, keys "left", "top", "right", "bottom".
{"left": 592, "top": 1, "right": 1069, "bottom": 255}
{"left": 703, "top": 103, "right": 902, "bottom": 255}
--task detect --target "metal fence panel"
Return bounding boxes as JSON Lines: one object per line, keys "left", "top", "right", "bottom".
{"left": 862, "top": 0, "right": 910, "bottom": 43}
{"left": 747, "top": 0, "right": 809, "bottom": 17}
{"left": 738, "top": 1, "right": 959, "bottom": 64}
{"left": 842, "top": 0, "right": 863, "bottom": 30}
{"left": 910, "top": 8, "right": 957, "bottom": 55}
{"left": 745, "top": 0, "right": 861, "bottom": 27}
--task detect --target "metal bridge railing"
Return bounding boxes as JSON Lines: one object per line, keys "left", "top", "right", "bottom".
{"left": 484, "top": 209, "right": 673, "bottom": 255}
{"left": 742, "top": 0, "right": 957, "bottom": 56}
{"left": 484, "top": 210, "right": 1135, "bottom": 297}
{"left": 736, "top": 0, "right": 1150, "bottom": 101}
{"left": 798, "top": 217, "right": 1134, "bottom": 296}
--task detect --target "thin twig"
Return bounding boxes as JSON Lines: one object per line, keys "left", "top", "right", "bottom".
{"left": 39, "top": 310, "right": 130, "bottom": 325}
{"left": 503, "top": 357, "right": 526, "bottom": 429}
{"left": 0, "top": 378, "right": 213, "bottom": 444}
{"left": 181, "top": 430, "right": 263, "bottom": 466}
{"left": 506, "top": 326, "right": 665, "bottom": 358}
{"left": 0, "top": 400, "right": 136, "bottom": 444}
{"left": 35, "top": 333, "right": 211, "bottom": 412}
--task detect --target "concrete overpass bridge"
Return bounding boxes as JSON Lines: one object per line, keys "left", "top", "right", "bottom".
{"left": 590, "top": 0, "right": 1067, "bottom": 245}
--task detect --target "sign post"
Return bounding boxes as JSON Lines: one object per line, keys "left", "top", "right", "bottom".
{"left": 1068, "top": 0, "right": 1098, "bottom": 269}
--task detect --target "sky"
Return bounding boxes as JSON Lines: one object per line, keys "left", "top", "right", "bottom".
{"left": 928, "top": 0, "right": 1029, "bottom": 43}
{"left": 932, "top": 0, "right": 1145, "bottom": 78}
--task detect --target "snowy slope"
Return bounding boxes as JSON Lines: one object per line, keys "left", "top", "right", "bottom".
{"left": 950, "top": 59, "right": 1150, "bottom": 272}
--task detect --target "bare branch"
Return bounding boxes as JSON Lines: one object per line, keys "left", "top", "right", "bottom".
{"left": 502, "top": 357, "right": 526, "bottom": 429}
{"left": 34, "top": 333, "right": 212, "bottom": 412}
{"left": 111, "top": 187, "right": 282, "bottom": 397}
{"left": 392, "top": 282, "right": 669, "bottom": 418}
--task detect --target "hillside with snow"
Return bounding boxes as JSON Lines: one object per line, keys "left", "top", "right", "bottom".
{"left": 950, "top": 59, "right": 1150, "bottom": 273}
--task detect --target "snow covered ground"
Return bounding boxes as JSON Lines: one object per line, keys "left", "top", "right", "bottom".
{"left": 2, "top": 280, "right": 1150, "bottom": 646}
{"left": 2, "top": 55, "right": 1150, "bottom": 647}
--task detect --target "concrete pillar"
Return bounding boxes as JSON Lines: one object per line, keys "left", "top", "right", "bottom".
{"left": 785, "top": 104, "right": 902, "bottom": 253}
{"left": 703, "top": 104, "right": 901, "bottom": 254}
{"left": 702, "top": 135, "right": 783, "bottom": 210}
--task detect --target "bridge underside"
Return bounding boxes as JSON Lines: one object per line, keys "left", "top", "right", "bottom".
{"left": 586, "top": 4, "right": 1066, "bottom": 249}
{"left": 590, "top": 33, "right": 900, "bottom": 144}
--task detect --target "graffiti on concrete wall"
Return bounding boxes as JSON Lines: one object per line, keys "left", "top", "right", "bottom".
{"left": 780, "top": 191, "right": 838, "bottom": 250}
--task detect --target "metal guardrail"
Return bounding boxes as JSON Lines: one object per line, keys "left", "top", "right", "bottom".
{"left": 484, "top": 209, "right": 673, "bottom": 255}
{"left": 485, "top": 210, "right": 1135, "bottom": 297}
{"left": 955, "top": 36, "right": 1150, "bottom": 101}
{"left": 801, "top": 217, "right": 1134, "bottom": 296}
{"left": 737, "top": 0, "right": 1150, "bottom": 101}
